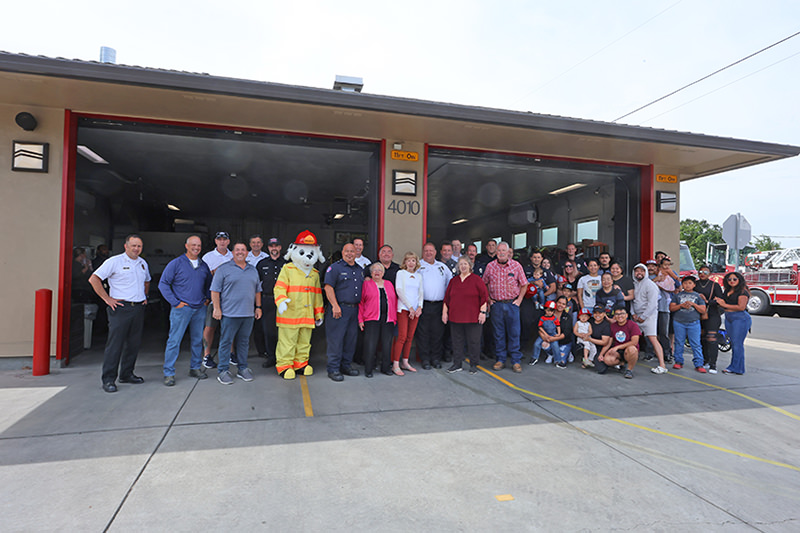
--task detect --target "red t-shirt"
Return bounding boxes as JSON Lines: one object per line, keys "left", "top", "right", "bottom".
{"left": 610, "top": 320, "right": 641, "bottom": 347}
{"left": 444, "top": 273, "right": 489, "bottom": 323}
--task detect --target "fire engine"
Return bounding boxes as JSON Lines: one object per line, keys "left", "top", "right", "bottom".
{"left": 706, "top": 243, "right": 800, "bottom": 314}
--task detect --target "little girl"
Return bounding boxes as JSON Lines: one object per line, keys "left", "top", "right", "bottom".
{"left": 573, "top": 308, "right": 595, "bottom": 368}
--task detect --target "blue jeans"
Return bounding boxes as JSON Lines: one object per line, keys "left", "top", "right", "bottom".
{"left": 491, "top": 302, "right": 522, "bottom": 365}
{"left": 163, "top": 305, "right": 206, "bottom": 376}
{"left": 559, "top": 342, "right": 573, "bottom": 363}
{"left": 725, "top": 311, "right": 751, "bottom": 374}
{"left": 218, "top": 316, "right": 254, "bottom": 373}
{"left": 533, "top": 337, "right": 562, "bottom": 362}
{"left": 673, "top": 320, "right": 703, "bottom": 368}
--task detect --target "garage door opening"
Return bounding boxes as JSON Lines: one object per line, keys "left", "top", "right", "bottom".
{"left": 426, "top": 147, "right": 642, "bottom": 267}
{"left": 67, "top": 116, "right": 380, "bottom": 359}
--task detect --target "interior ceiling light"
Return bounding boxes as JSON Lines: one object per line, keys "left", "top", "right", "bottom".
{"left": 451, "top": 218, "right": 468, "bottom": 225}
{"left": 167, "top": 204, "right": 180, "bottom": 211}
{"left": 77, "top": 145, "right": 109, "bottom": 164}
{"left": 333, "top": 213, "right": 345, "bottom": 220}
{"left": 549, "top": 183, "right": 586, "bottom": 196}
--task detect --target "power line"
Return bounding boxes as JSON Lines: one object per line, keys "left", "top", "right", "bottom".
{"left": 511, "top": 0, "right": 684, "bottom": 107}
{"left": 640, "top": 49, "right": 800, "bottom": 124}
{"left": 613, "top": 29, "right": 800, "bottom": 122}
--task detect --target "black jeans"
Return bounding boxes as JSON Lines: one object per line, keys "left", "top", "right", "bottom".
{"left": 450, "top": 322, "right": 482, "bottom": 368}
{"left": 102, "top": 303, "right": 145, "bottom": 384}
{"left": 417, "top": 301, "right": 444, "bottom": 364}
{"left": 363, "top": 320, "right": 394, "bottom": 373}
{"left": 259, "top": 298, "right": 279, "bottom": 360}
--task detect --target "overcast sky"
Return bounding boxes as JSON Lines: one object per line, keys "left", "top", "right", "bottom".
{"left": 3, "top": 0, "right": 798, "bottom": 247}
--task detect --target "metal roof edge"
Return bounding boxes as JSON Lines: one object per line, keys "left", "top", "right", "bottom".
{"left": 2, "top": 52, "right": 799, "bottom": 158}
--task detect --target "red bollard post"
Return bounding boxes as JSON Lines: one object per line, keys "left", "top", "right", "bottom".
{"left": 33, "top": 289, "right": 52, "bottom": 376}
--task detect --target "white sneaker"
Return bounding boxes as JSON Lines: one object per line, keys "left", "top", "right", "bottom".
{"left": 708, "top": 368, "right": 718, "bottom": 374}
{"left": 545, "top": 355, "right": 553, "bottom": 364}
{"left": 650, "top": 366, "right": 668, "bottom": 374}
{"left": 703, "top": 364, "right": 710, "bottom": 369}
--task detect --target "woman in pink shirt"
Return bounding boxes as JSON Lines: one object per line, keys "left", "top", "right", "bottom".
{"left": 359, "top": 263, "right": 397, "bottom": 377}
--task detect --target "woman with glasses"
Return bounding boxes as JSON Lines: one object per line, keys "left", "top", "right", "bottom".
{"left": 561, "top": 261, "right": 581, "bottom": 288}
{"left": 695, "top": 265, "right": 725, "bottom": 373}
{"left": 714, "top": 271, "right": 751, "bottom": 374}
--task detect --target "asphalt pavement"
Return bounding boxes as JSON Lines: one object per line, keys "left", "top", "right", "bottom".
{"left": 1, "top": 316, "right": 799, "bottom": 532}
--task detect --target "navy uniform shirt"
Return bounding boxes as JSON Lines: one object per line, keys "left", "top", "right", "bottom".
{"left": 324, "top": 259, "right": 364, "bottom": 305}
{"left": 256, "top": 255, "right": 287, "bottom": 296}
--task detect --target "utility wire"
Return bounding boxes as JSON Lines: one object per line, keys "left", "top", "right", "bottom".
{"left": 613, "top": 29, "right": 800, "bottom": 122}
{"left": 640, "top": 49, "right": 800, "bottom": 124}
{"left": 512, "top": 0, "right": 684, "bottom": 107}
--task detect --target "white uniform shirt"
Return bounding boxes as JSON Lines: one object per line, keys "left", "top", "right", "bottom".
{"left": 355, "top": 255, "right": 372, "bottom": 269}
{"left": 417, "top": 259, "right": 452, "bottom": 301}
{"left": 202, "top": 248, "right": 233, "bottom": 272}
{"left": 93, "top": 253, "right": 151, "bottom": 302}
{"left": 246, "top": 251, "right": 268, "bottom": 267}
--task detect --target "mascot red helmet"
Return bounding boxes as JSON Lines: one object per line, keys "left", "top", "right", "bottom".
{"left": 294, "top": 230, "right": 319, "bottom": 246}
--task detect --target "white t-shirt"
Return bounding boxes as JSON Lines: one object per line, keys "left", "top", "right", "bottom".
{"left": 93, "top": 253, "right": 151, "bottom": 302}
{"left": 202, "top": 248, "right": 233, "bottom": 272}
{"left": 355, "top": 255, "right": 372, "bottom": 269}
{"left": 577, "top": 274, "right": 602, "bottom": 308}
{"left": 246, "top": 251, "right": 268, "bottom": 267}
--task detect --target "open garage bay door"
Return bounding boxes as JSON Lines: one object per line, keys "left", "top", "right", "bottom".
{"left": 69, "top": 117, "right": 380, "bottom": 357}
{"left": 426, "top": 148, "right": 641, "bottom": 268}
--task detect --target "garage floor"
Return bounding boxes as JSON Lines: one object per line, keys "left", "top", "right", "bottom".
{"left": 1, "top": 323, "right": 799, "bottom": 531}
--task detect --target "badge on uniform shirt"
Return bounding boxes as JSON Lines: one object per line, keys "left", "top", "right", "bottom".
{"left": 326, "top": 266, "right": 332, "bottom": 273}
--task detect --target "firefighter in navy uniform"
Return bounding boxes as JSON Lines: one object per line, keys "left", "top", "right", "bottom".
{"left": 323, "top": 243, "right": 364, "bottom": 381}
{"left": 255, "top": 237, "right": 286, "bottom": 368}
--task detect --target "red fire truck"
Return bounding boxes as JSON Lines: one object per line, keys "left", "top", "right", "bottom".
{"left": 707, "top": 243, "right": 800, "bottom": 314}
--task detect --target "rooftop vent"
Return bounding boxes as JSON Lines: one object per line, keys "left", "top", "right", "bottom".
{"left": 100, "top": 46, "right": 116, "bottom": 64}
{"left": 333, "top": 75, "right": 363, "bottom": 92}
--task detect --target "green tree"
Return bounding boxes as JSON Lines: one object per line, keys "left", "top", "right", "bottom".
{"left": 752, "top": 234, "right": 782, "bottom": 251}
{"left": 680, "top": 218, "right": 723, "bottom": 267}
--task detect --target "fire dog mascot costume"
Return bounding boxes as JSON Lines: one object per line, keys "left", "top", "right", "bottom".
{"left": 273, "top": 231, "right": 325, "bottom": 379}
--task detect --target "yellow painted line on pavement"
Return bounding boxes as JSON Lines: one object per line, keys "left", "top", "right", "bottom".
{"left": 299, "top": 375, "right": 314, "bottom": 417}
{"left": 495, "top": 494, "right": 515, "bottom": 502}
{"left": 477, "top": 366, "right": 800, "bottom": 472}
{"left": 654, "top": 365, "right": 800, "bottom": 422}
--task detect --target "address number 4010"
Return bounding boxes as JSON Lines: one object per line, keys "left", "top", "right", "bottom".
{"left": 387, "top": 199, "right": 421, "bottom": 216}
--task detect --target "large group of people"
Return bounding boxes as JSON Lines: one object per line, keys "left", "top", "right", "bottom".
{"left": 85, "top": 234, "right": 753, "bottom": 392}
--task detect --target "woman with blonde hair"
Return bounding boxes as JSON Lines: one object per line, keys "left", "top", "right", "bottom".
{"left": 391, "top": 251, "right": 424, "bottom": 375}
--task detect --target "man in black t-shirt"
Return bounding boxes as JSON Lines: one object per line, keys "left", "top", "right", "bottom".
{"left": 588, "top": 305, "right": 611, "bottom": 368}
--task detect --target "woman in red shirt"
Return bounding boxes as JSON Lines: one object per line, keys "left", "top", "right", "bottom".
{"left": 443, "top": 256, "right": 489, "bottom": 374}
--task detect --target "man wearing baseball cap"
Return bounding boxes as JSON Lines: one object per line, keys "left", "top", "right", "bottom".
{"left": 255, "top": 237, "right": 286, "bottom": 367}
{"left": 201, "top": 232, "right": 233, "bottom": 369}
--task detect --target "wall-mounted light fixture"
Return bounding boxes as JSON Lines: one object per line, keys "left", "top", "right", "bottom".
{"left": 12, "top": 141, "right": 49, "bottom": 172}
{"left": 656, "top": 191, "right": 677, "bottom": 213}
{"left": 15, "top": 112, "right": 37, "bottom": 131}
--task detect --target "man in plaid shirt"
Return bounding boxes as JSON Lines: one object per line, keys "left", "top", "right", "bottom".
{"left": 484, "top": 242, "right": 528, "bottom": 373}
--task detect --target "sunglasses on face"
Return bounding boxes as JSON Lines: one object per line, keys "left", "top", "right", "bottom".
{"left": 727, "top": 277, "right": 738, "bottom": 283}
{"left": 699, "top": 270, "right": 710, "bottom": 274}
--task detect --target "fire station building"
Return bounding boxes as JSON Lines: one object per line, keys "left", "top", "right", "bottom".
{"left": 1, "top": 51, "right": 798, "bottom": 363}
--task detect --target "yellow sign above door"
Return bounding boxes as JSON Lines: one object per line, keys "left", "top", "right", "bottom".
{"left": 391, "top": 150, "right": 419, "bottom": 162}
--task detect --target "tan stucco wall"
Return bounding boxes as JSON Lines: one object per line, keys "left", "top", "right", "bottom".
{"left": 0, "top": 104, "right": 63, "bottom": 357}
{"left": 651, "top": 167, "right": 681, "bottom": 262}
{"left": 382, "top": 142, "right": 425, "bottom": 257}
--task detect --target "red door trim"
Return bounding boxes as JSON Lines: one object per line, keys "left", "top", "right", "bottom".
{"left": 378, "top": 139, "right": 386, "bottom": 246}
{"left": 57, "top": 110, "right": 78, "bottom": 364}
{"left": 423, "top": 144, "right": 429, "bottom": 247}
{"left": 640, "top": 164, "right": 654, "bottom": 260}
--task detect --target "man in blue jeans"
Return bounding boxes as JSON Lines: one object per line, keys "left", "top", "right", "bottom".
{"left": 158, "top": 235, "right": 211, "bottom": 387}
{"left": 211, "top": 242, "right": 262, "bottom": 385}
{"left": 484, "top": 242, "right": 528, "bottom": 373}
{"left": 158, "top": 235, "right": 212, "bottom": 386}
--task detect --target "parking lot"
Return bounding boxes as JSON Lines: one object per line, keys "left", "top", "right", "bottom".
{"left": 1, "top": 315, "right": 799, "bottom": 531}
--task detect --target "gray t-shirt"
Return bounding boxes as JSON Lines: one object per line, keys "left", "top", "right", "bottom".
{"left": 671, "top": 291, "right": 705, "bottom": 324}
{"left": 210, "top": 261, "right": 260, "bottom": 318}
